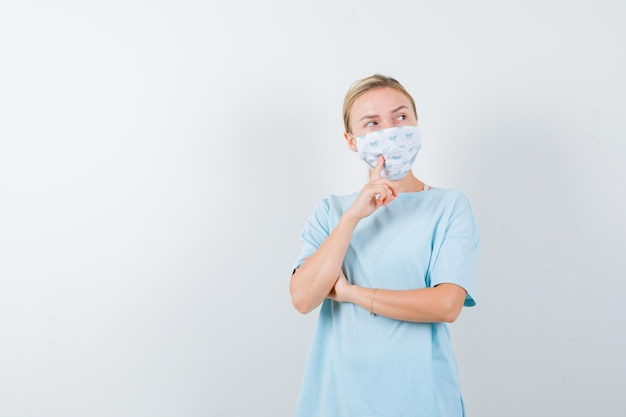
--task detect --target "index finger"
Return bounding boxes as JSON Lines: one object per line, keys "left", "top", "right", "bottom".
{"left": 372, "top": 155, "right": 385, "bottom": 180}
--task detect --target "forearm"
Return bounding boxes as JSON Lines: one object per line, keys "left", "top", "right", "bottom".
{"left": 344, "top": 283, "right": 466, "bottom": 323}
{"left": 290, "top": 213, "right": 360, "bottom": 314}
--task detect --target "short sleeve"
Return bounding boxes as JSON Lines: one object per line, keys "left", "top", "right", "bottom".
{"left": 429, "top": 194, "right": 480, "bottom": 306}
{"left": 292, "top": 198, "right": 331, "bottom": 271}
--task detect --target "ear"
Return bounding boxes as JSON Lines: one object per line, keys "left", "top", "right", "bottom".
{"left": 344, "top": 132, "right": 358, "bottom": 152}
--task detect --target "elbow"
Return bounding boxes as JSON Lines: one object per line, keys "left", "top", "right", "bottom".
{"left": 441, "top": 310, "right": 460, "bottom": 323}
{"left": 433, "top": 284, "right": 466, "bottom": 323}
{"left": 292, "top": 297, "right": 314, "bottom": 315}
{"left": 291, "top": 289, "right": 318, "bottom": 314}
{"left": 289, "top": 280, "right": 315, "bottom": 315}
{"left": 440, "top": 301, "right": 463, "bottom": 323}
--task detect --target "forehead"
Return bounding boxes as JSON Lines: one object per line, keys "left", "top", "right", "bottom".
{"left": 351, "top": 87, "right": 412, "bottom": 117}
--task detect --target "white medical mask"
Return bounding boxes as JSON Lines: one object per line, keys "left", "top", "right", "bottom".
{"left": 353, "top": 125, "right": 422, "bottom": 180}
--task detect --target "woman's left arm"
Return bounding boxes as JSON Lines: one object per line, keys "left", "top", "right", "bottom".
{"left": 328, "top": 272, "right": 467, "bottom": 323}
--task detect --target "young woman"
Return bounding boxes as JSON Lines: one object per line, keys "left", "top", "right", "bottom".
{"left": 290, "top": 74, "right": 480, "bottom": 416}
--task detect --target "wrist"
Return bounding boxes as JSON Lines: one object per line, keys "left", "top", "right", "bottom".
{"left": 369, "top": 288, "right": 378, "bottom": 316}
{"left": 340, "top": 210, "right": 361, "bottom": 226}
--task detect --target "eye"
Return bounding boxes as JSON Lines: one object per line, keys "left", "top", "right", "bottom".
{"left": 396, "top": 114, "right": 407, "bottom": 121}
{"left": 365, "top": 120, "right": 378, "bottom": 127}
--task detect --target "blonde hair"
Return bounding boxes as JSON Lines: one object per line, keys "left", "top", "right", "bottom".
{"left": 342, "top": 74, "right": 417, "bottom": 134}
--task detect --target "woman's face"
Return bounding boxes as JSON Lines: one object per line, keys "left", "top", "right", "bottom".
{"left": 349, "top": 87, "right": 418, "bottom": 137}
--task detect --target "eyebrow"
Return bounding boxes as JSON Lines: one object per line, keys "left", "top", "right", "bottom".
{"left": 358, "top": 105, "right": 409, "bottom": 122}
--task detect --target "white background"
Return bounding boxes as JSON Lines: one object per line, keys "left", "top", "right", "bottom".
{"left": 1, "top": 1, "right": 625, "bottom": 416}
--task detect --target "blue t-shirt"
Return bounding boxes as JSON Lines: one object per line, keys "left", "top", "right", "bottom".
{"left": 292, "top": 188, "right": 480, "bottom": 417}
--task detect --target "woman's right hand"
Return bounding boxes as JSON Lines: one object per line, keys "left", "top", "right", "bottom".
{"left": 346, "top": 156, "right": 398, "bottom": 220}
{"left": 290, "top": 157, "right": 397, "bottom": 314}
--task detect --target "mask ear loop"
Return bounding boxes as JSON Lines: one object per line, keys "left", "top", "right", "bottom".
{"left": 348, "top": 132, "right": 363, "bottom": 155}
